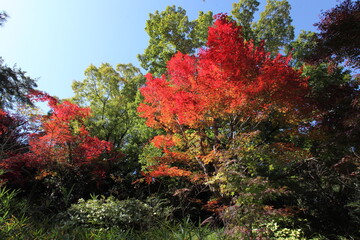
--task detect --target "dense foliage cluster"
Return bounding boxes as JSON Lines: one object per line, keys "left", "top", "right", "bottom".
{"left": 0, "top": 1, "right": 359, "bottom": 239}
{"left": 312, "top": 0, "right": 360, "bottom": 69}
{"left": 138, "top": 14, "right": 308, "bottom": 194}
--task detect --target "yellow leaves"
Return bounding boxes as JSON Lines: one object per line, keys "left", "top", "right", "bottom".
{"left": 171, "top": 134, "right": 182, "bottom": 146}
{"left": 110, "top": 174, "right": 123, "bottom": 183}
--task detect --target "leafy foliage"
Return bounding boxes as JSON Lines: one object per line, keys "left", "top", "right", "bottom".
{"left": 26, "top": 91, "right": 112, "bottom": 166}
{"left": 232, "top": 0, "right": 295, "bottom": 54}
{"left": 1, "top": 91, "right": 115, "bottom": 211}
{"left": 312, "top": 0, "right": 360, "bottom": 69}
{"left": 138, "top": 6, "right": 213, "bottom": 76}
{"left": 65, "top": 195, "right": 173, "bottom": 230}
{"left": 1, "top": 1, "right": 359, "bottom": 239}
{"left": 139, "top": 14, "right": 308, "bottom": 179}
{"left": 231, "top": 0, "right": 260, "bottom": 41}
{"left": 72, "top": 63, "right": 149, "bottom": 151}
{"left": 281, "top": 4, "right": 360, "bottom": 235}
{"left": 252, "top": 0, "right": 294, "bottom": 53}
{"left": 0, "top": 110, "right": 30, "bottom": 163}
{"left": 0, "top": 186, "right": 29, "bottom": 239}
{"left": 71, "top": 63, "right": 155, "bottom": 199}
{"left": 138, "top": 14, "right": 310, "bottom": 236}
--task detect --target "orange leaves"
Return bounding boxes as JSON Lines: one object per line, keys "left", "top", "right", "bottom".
{"left": 151, "top": 135, "right": 176, "bottom": 150}
{"left": 200, "top": 150, "right": 218, "bottom": 165}
{"left": 143, "top": 164, "right": 192, "bottom": 183}
{"left": 151, "top": 164, "right": 191, "bottom": 177}
{"left": 203, "top": 198, "right": 228, "bottom": 213}
{"left": 35, "top": 169, "right": 57, "bottom": 180}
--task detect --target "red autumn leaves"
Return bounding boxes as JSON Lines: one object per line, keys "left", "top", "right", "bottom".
{"left": 138, "top": 15, "right": 309, "bottom": 181}
{"left": 139, "top": 15, "right": 307, "bottom": 130}
{"left": 0, "top": 91, "right": 112, "bottom": 184}
{"left": 28, "top": 92, "right": 112, "bottom": 166}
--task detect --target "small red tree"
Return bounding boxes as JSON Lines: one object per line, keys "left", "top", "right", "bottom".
{"left": 1, "top": 91, "right": 113, "bottom": 186}
{"left": 28, "top": 91, "right": 112, "bottom": 166}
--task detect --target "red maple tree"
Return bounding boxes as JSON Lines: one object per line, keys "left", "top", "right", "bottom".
{"left": 138, "top": 14, "right": 309, "bottom": 184}
{"left": 1, "top": 91, "right": 113, "bottom": 185}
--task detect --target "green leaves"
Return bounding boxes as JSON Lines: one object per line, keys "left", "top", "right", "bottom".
{"left": 231, "top": 0, "right": 295, "bottom": 54}
{"left": 231, "top": 0, "right": 260, "bottom": 41}
{"left": 138, "top": 6, "right": 213, "bottom": 76}
{"left": 72, "top": 63, "right": 146, "bottom": 150}
{"left": 253, "top": 0, "right": 294, "bottom": 53}
{"left": 65, "top": 196, "right": 172, "bottom": 230}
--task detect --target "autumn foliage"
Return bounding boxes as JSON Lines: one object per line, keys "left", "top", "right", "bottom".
{"left": 29, "top": 91, "right": 112, "bottom": 165}
{"left": 1, "top": 91, "right": 113, "bottom": 184}
{"left": 138, "top": 14, "right": 309, "bottom": 182}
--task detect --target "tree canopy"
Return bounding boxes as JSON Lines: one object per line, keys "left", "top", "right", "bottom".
{"left": 138, "top": 14, "right": 308, "bottom": 198}
{"left": 71, "top": 63, "right": 146, "bottom": 149}
{"left": 311, "top": 0, "right": 360, "bottom": 69}
{"left": 232, "top": 0, "right": 295, "bottom": 53}
{"left": 137, "top": 6, "right": 213, "bottom": 76}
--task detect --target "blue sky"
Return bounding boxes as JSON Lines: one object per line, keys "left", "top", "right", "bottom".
{"left": 0, "top": 0, "right": 339, "bottom": 100}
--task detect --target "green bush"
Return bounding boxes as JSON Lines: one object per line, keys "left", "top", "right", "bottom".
{"left": 64, "top": 195, "right": 173, "bottom": 230}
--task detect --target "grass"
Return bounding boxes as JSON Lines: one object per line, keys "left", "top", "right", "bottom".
{"left": 8, "top": 220, "right": 225, "bottom": 240}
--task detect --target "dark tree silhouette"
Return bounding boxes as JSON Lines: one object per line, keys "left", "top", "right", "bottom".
{"left": 312, "top": 0, "right": 360, "bottom": 69}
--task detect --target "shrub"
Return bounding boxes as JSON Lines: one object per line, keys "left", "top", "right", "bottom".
{"left": 64, "top": 195, "right": 172, "bottom": 230}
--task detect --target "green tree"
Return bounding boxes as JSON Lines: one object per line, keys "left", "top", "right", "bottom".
{"left": 137, "top": 6, "right": 213, "bottom": 76}
{"left": 253, "top": 0, "right": 294, "bottom": 53}
{"left": 72, "top": 63, "right": 155, "bottom": 199}
{"left": 72, "top": 63, "right": 150, "bottom": 151}
{"left": 231, "top": 0, "right": 260, "bottom": 41}
{"left": 139, "top": 1, "right": 295, "bottom": 76}
{"left": 231, "top": 0, "right": 295, "bottom": 54}
{"left": 285, "top": 31, "right": 318, "bottom": 67}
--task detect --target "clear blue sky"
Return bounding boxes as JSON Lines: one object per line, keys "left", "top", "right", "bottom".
{"left": 0, "top": 0, "right": 338, "bottom": 100}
